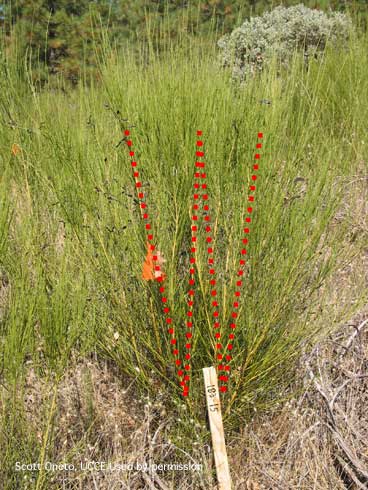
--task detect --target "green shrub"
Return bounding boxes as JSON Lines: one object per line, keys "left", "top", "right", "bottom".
{"left": 218, "top": 4, "right": 353, "bottom": 82}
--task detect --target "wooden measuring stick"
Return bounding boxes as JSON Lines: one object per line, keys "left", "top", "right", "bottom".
{"left": 203, "top": 366, "right": 232, "bottom": 490}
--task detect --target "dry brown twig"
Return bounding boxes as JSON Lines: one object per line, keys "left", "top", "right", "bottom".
{"left": 306, "top": 317, "right": 368, "bottom": 489}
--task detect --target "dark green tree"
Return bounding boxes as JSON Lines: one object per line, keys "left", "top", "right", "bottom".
{"left": 3, "top": 0, "right": 115, "bottom": 83}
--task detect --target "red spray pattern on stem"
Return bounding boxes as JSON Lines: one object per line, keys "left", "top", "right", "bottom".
{"left": 122, "top": 130, "right": 183, "bottom": 389}
{"left": 217, "top": 132, "right": 264, "bottom": 393}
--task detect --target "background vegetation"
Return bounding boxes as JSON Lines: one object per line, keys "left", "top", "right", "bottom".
{"left": 1, "top": 0, "right": 368, "bottom": 82}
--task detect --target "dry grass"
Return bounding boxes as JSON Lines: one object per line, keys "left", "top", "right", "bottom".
{"left": 5, "top": 304, "right": 365, "bottom": 490}
{"left": 229, "top": 311, "right": 368, "bottom": 490}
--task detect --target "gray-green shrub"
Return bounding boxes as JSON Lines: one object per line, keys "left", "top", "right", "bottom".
{"left": 218, "top": 4, "right": 353, "bottom": 82}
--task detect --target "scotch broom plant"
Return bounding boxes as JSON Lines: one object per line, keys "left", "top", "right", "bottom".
{"left": 0, "top": 9, "right": 366, "bottom": 446}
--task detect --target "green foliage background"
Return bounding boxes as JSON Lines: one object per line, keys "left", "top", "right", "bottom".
{"left": 1, "top": 0, "right": 368, "bottom": 83}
